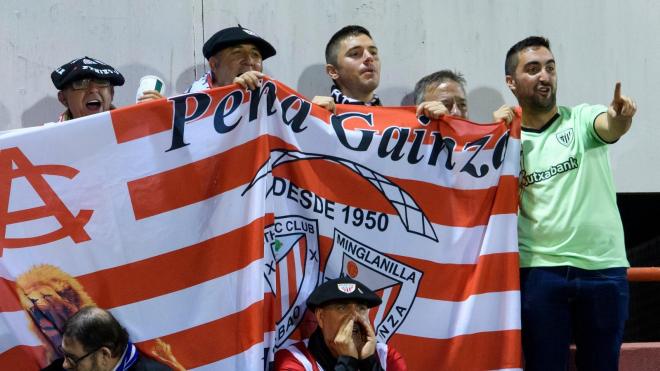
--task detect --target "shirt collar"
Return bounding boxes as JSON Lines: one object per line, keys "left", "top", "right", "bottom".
{"left": 330, "top": 85, "right": 382, "bottom": 106}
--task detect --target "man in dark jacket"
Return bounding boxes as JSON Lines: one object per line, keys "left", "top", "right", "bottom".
{"left": 274, "top": 276, "right": 407, "bottom": 370}
{"left": 42, "top": 306, "right": 171, "bottom": 371}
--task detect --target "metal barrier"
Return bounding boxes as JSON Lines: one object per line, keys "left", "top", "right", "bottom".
{"left": 628, "top": 267, "right": 660, "bottom": 282}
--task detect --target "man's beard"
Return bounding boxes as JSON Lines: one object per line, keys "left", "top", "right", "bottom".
{"left": 533, "top": 92, "right": 556, "bottom": 111}
{"left": 522, "top": 90, "right": 556, "bottom": 114}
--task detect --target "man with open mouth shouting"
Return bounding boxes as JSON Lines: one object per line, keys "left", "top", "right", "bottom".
{"left": 51, "top": 56, "right": 125, "bottom": 122}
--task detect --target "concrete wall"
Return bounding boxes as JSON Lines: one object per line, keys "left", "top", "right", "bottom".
{"left": 1, "top": 0, "right": 658, "bottom": 192}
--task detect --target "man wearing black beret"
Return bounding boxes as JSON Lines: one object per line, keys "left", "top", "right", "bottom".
{"left": 274, "top": 276, "right": 407, "bottom": 370}
{"left": 51, "top": 56, "right": 125, "bottom": 121}
{"left": 187, "top": 25, "right": 276, "bottom": 93}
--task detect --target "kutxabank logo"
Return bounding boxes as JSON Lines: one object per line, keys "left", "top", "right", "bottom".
{"left": 264, "top": 215, "right": 320, "bottom": 348}
{"left": 243, "top": 149, "right": 438, "bottom": 242}
{"left": 324, "top": 229, "right": 422, "bottom": 343}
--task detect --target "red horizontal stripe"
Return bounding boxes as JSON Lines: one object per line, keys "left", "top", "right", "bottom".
{"left": 319, "top": 234, "right": 333, "bottom": 275}
{"left": 128, "top": 135, "right": 296, "bottom": 220}
{"left": 273, "top": 159, "right": 517, "bottom": 228}
{"left": 0, "top": 278, "right": 22, "bottom": 312}
{"left": 0, "top": 345, "right": 47, "bottom": 371}
{"left": 318, "top": 235, "right": 518, "bottom": 301}
{"left": 392, "top": 175, "right": 519, "bottom": 227}
{"left": 264, "top": 292, "right": 276, "bottom": 332}
{"left": 111, "top": 84, "right": 253, "bottom": 144}
{"left": 76, "top": 217, "right": 265, "bottom": 309}
{"left": 111, "top": 99, "right": 174, "bottom": 144}
{"left": 389, "top": 330, "right": 522, "bottom": 371}
{"left": 392, "top": 252, "right": 520, "bottom": 301}
{"left": 137, "top": 300, "right": 264, "bottom": 369}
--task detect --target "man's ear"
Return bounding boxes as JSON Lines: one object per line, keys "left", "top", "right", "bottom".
{"left": 99, "top": 346, "right": 113, "bottom": 360}
{"left": 505, "top": 75, "right": 516, "bottom": 93}
{"left": 208, "top": 56, "right": 219, "bottom": 72}
{"left": 57, "top": 91, "right": 68, "bottom": 107}
{"left": 325, "top": 64, "right": 339, "bottom": 80}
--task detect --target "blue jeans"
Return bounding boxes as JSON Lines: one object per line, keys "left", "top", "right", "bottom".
{"left": 520, "top": 266, "right": 629, "bottom": 371}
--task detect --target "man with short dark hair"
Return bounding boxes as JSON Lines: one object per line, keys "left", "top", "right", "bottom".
{"left": 187, "top": 25, "right": 276, "bottom": 93}
{"left": 414, "top": 69, "right": 513, "bottom": 123}
{"left": 313, "top": 25, "right": 381, "bottom": 112}
{"left": 506, "top": 36, "right": 636, "bottom": 371}
{"left": 51, "top": 57, "right": 126, "bottom": 121}
{"left": 42, "top": 306, "right": 171, "bottom": 371}
{"left": 274, "top": 276, "right": 407, "bottom": 370}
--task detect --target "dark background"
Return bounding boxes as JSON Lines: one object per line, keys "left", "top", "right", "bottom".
{"left": 618, "top": 193, "right": 660, "bottom": 342}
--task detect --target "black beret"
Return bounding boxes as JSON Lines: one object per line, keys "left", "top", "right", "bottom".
{"left": 306, "top": 276, "right": 382, "bottom": 309}
{"left": 202, "top": 25, "right": 276, "bottom": 60}
{"left": 51, "top": 56, "right": 124, "bottom": 90}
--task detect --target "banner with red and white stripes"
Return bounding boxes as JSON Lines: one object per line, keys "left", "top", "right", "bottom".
{"left": 0, "top": 79, "right": 521, "bottom": 370}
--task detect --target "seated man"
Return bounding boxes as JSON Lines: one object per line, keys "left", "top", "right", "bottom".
{"left": 42, "top": 306, "right": 171, "bottom": 371}
{"left": 187, "top": 25, "right": 276, "bottom": 92}
{"left": 414, "top": 69, "right": 514, "bottom": 123}
{"left": 51, "top": 56, "right": 126, "bottom": 121}
{"left": 274, "top": 276, "right": 407, "bottom": 370}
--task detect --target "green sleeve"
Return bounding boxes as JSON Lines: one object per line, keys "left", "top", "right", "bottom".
{"left": 576, "top": 103, "right": 609, "bottom": 148}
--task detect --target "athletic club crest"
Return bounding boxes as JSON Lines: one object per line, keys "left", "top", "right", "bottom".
{"left": 556, "top": 128, "right": 574, "bottom": 147}
{"left": 323, "top": 229, "right": 423, "bottom": 343}
{"left": 264, "top": 215, "right": 320, "bottom": 350}
{"left": 338, "top": 283, "right": 356, "bottom": 293}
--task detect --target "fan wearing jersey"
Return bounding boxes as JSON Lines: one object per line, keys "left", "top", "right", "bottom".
{"left": 505, "top": 36, "right": 637, "bottom": 371}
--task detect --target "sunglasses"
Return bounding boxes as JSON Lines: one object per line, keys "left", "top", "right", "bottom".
{"left": 59, "top": 345, "right": 100, "bottom": 367}
{"left": 70, "top": 78, "right": 111, "bottom": 90}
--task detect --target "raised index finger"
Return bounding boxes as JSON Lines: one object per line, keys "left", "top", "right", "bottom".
{"left": 613, "top": 82, "right": 622, "bottom": 102}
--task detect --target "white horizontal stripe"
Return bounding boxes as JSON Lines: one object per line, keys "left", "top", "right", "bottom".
{"left": 0, "top": 112, "right": 114, "bottom": 168}
{"left": 0, "top": 311, "right": 43, "bottom": 353}
{"left": 270, "top": 197, "right": 518, "bottom": 264}
{"left": 327, "top": 213, "right": 519, "bottom": 262}
{"left": 397, "top": 291, "right": 521, "bottom": 339}
{"left": 481, "top": 214, "right": 519, "bottom": 256}
{"left": 110, "top": 259, "right": 263, "bottom": 342}
{"left": 189, "top": 342, "right": 264, "bottom": 371}
{"left": 0, "top": 179, "right": 267, "bottom": 280}
{"left": 110, "top": 100, "right": 270, "bottom": 181}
